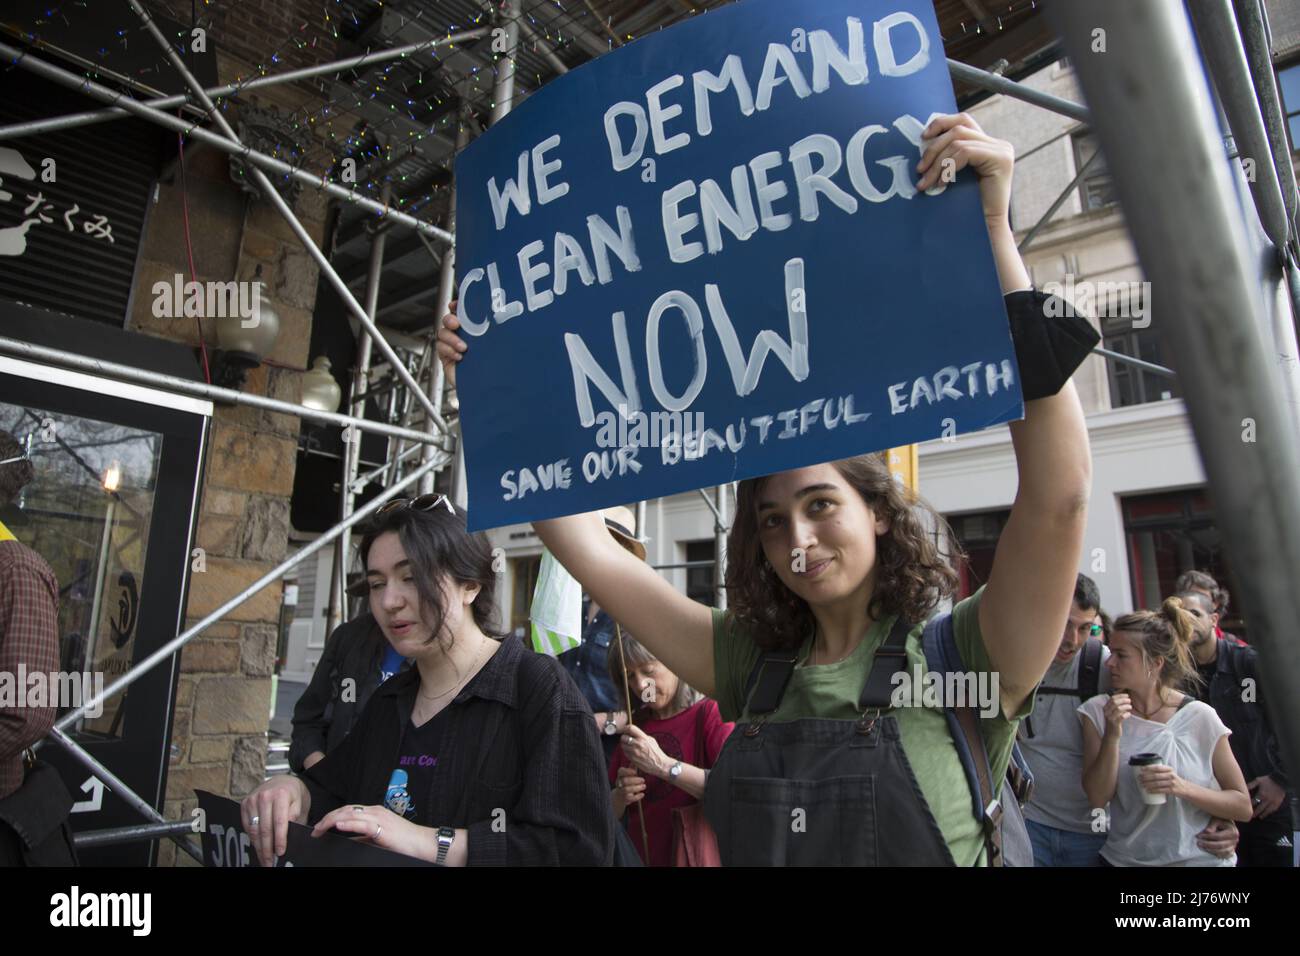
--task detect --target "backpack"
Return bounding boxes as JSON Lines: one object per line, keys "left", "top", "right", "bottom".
{"left": 921, "top": 612, "right": 1035, "bottom": 867}
{"left": 1036, "top": 637, "right": 1104, "bottom": 701}
{"left": 1023, "top": 637, "right": 1103, "bottom": 742}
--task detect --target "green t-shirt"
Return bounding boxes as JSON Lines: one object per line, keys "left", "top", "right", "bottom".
{"left": 711, "top": 586, "right": 1034, "bottom": 866}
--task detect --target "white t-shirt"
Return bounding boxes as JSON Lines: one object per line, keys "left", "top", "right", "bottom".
{"left": 1078, "top": 695, "right": 1235, "bottom": 867}
{"left": 1021, "top": 644, "right": 1111, "bottom": 832}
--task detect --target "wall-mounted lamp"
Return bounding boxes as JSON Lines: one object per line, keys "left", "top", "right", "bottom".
{"left": 300, "top": 356, "right": 342, "bottom": 413}
{"left": 211, "top": 266, "right": 281, "bottom": 390}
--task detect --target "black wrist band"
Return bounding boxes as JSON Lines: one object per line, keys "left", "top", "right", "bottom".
{"left": 1004, "top": 289, "right": 1101, "bottom": 401}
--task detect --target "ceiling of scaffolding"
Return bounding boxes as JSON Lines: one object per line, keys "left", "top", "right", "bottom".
{"left": 1, "top": 0, "right": 1059, "bottom": 336}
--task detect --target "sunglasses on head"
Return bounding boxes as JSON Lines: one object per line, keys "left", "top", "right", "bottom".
{"left": 375, "top": 493, "right": 455, "bottom": 518}
{"left": 0, "top": 454, "right": 29, "bottom": 466}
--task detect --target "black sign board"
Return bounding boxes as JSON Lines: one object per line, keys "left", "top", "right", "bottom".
{"left": 196, "top": 791, "right": 435, "bottom": 867}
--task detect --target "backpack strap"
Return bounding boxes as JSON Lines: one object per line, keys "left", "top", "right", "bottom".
{"left": 1034, "top": 637, "right": 1105, "bottom": 700}
{"left": 858, "top": 616, "right": 913, "bottom": 711}
{"left": 1006, "top": 740, "right": 1035, "bottom": 806}
{"left": 1078, "top": 637, "right": 1103, "bottom": 700}
{"left": 921, "top": 612, "right": 1007, "bottom": 867}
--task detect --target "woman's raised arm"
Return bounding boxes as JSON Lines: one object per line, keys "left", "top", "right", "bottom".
{"left": 533, "top": 511, "right": 715, "bottom": 697}
{"left": 920, "top": 114, "right": 1093, "bottom": 716}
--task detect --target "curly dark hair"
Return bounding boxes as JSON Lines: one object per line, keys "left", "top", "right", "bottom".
{"left": 725, "top": 452, "right": 963, "bottom": 651}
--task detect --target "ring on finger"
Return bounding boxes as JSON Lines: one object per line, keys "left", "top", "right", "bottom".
{"left": 250, "top": 815, "right": 260, "bottom": 828}
{"left": 374, "top": 823, "right": 382, "bottom": 840}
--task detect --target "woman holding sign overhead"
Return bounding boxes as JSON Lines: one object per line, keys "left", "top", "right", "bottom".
{"left": 439, "top": 112, "right": 1098, "bottom": 865}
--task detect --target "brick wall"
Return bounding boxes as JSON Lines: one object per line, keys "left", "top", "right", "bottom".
{"left": 132, "top": 0, "right": 341, "bottom": 866}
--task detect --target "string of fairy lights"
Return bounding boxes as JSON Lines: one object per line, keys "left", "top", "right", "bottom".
{"left": 5, "top": 0, "right": 1050, "bottom": 228}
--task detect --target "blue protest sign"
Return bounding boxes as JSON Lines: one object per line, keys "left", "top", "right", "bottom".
{"left": 454, "top": 0, "right": 1022, "bottom": 531}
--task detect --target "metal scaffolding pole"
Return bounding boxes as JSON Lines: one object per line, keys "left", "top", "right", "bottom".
{"left": 1190, "top": 1, "right": 1291, "bottom": 251}
{"left": 1051, "top": 0, "right": 1300, "bottom": 793}
{"left": 0, "top": 336, "right": 445, "bottom": 448}
{"left": 389, "top": 347, "right": 430, "bottom": 486}
{"left": 509, "top": 7, "right": 571, "bottom": 76}
{"left": 0, "top": 40, "right": 451, "bottom": 243}
{"left": 1235, "top": 0, "right": 1300, "bottom": 345}
{"left": 332, "top": 183, "right": 392, "bottom": 634}
{"left": 491, "top": 0, "right": 522, "bottom": 124}
{"left": 947, "top": 57, "right": 1090, "bottom": 123}
{"left": 121, "top": 0, "right": 451, "bottom": 447}
{"left": 1092, "top": 346, "right": 1177, "bottom": 380}
{"left": 425, "top": 111, "right": 472, "bottom": 496}
{"left": 418, "top": 359, "right": 443, "bottom": 497}
{"left": 1018, "top": 150, "right": 1101, "bottom": 253}
{"left": 1190, "top": 4, "right": 1300, "bottom": 425}
{"left": 714, "top": 484, "right": 728, "bottom": 610}
{"left": 0, "top": 27, "right": 491, "bottom": 142}
{"left": 1234, "top": 0, "right": 1300, "bottom": 231}
{"left": 50, "top": 454, "right": 445, "bottom": 734}
{"left": 73, "top": 820, "right": 197, "bottom": 850}
{"left": 45, "top": 726, "right": 203, "bottom": 864}
{"left": 364, "top": 438, "right": 424, "bottom": 487}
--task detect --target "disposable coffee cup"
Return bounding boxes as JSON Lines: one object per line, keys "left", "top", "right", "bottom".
{"left": 1129, "top": 752, "right": 1166, "bottom": 805}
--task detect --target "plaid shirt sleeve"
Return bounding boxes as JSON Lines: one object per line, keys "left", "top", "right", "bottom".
{"left": 0, "top": 543, "right": 61, "bottom": 796}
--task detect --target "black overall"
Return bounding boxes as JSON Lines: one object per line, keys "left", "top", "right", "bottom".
{"left": 703, "top": 618, "right": 961, "bottom": 866}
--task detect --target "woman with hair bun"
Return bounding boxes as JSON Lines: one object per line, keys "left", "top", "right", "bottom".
{"left": 1080, "top": 597, "right": 1253, "bottom": 867}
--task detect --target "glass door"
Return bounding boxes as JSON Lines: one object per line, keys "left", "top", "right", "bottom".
{"left": 0, "top": 355, "right": 208, "bottom": 865}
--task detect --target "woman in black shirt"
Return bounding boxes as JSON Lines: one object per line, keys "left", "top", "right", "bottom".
{"left": 240, "top": 495, "right": 613, "bottom": 865}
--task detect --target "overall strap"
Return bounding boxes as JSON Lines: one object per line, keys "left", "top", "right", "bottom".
{"left": 741, "top": 651, "right": 799, "bottom": 717}
{"left": 858, "top": 616, "right": 913, "bottom": 711}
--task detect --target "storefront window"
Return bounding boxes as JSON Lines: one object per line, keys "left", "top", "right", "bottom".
{"left": 685, "top": 539, "right": 717, "bottom": 605}
{"left": 945, "top": 509, "right": 1011, "bottom": 599}
{"left": 1121, "top": 488, "right": 1241, "bottom": 639}
{"left": 0, "top": 402, "right": 162, "bottom": 738}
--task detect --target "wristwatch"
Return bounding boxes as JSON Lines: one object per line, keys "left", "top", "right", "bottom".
{"left": 434, "top": 826, "right": 456, "bottom": 865}
{"left": 668, "top": 761, "right": 683, "bottom": 780}
{"left": 603, "top": 711, "right": 620, "bottom": 735}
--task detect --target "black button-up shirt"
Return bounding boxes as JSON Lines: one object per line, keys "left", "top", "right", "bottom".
{"left": 301, "top": 635, "right": 615, "bottom": 865}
